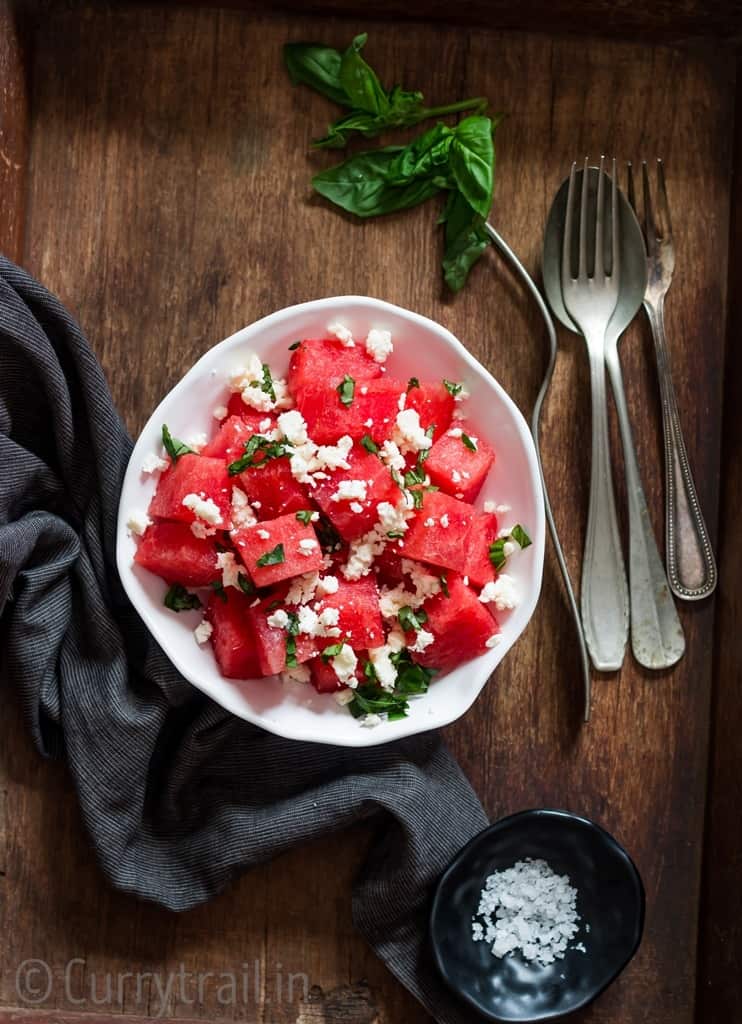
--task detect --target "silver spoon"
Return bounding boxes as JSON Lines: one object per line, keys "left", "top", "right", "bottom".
{"left": 543, "top": 166, "right": 685, "bottom": 670}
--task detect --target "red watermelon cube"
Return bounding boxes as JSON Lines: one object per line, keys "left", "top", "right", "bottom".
{"left": 312, "top": 448, "right": 400, "bottom": 541}
{"left": 206, "top": 590, "right": 262, "bottom": 679}
{"left": 404, "top": 382, "right": 454, "bottom": 441}
{"left": 236, "top": 457, "right": 310, "bottom": 521}
{"left": 225, "top": 393, "right": 279, "bottom": 423}
{"left": 315, "top": 576, "right": 384, "bottom": 649}
{"left": 134, "top": 521, "right": 221, "bottom": 587}
{"left": 425, "top": 424, "right": 495, "bottom": 503}
{"left": 288, "top": 337, "right": 381, "bottom": 395}
{"left": 201, "top": 413, "right": 276, "bottom": 461}
{"left": 407, "top": 575, "right": 497, "bottom": 671}
{"left": 401, "top": 491, "right": 476, "bottom": 572}
{"left": 246, "top": 596, "right": 319, "bottom": 676}
{"left": 463, "top": 511, "right": 499, "bottom": 588}
{"left": 148, "top": 453, "right": 231, "bottom": 526}
{"left": 232, "top": 514, "right": 323, "bottom": 587}
{"left": 295, "top": 378, "right": 404, "bottom": 445}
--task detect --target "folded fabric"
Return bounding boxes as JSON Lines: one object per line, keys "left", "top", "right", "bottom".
{"left": 0, "top": 254, "right": 489, "bottom": 1023}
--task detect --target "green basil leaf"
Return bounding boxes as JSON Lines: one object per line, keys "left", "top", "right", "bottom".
{"left": 228, "top": 435, "right": 292, "bottom": 476}
{"left": 321, "top": 641, "right": 345, "bottom": 662}
{"left": 488, "top": 538, "right": 507, "bottom": 570}
{"left": 411, "top": 489, "right": 424, "bottom": 510}
{"left": 510, "top": 524, "right": 532, "bottom": 550}
{"left": 283, "top": 42, "right": 349, "bottom": 106}
{"left": 163, "top": 584, "right": 202, "bottom": 612}
{"left": 339, "top": 33, "right": 389, "bottom": 116}
{"left": 462, "top": 433, "right": 477, "bottom": 452}
{"left": 439, "top": 574, "right": 450, "bottom": 598}
{"left": 386, "top": 123, "right": 453, "bottom": 185}
{"left": 314, "top": 110, "right": 385, "bottom": 149}
{"left": 313, "top": 147, "right": 443, "bottom": 219}
{"left": 161, "top": 424, "right": 194, "bottom": 462}
{"left": 211, "top": 580, "right": 228, "bottom": 603}
{"left": 260, "top": 364, "right": 276, "bottom": 401}
{"left": 360, "top": 434, "right": 379, "bottom": 454}
{"left": 289, "top": 340, "right": 302, "bottom": 350}
{"left": 295, "top": 510, "right": 314, "bottom": 524}
{"left": 443, "top": 379, "right": 463, "bottom": 396}
{"left": 337, "top": 374, "right": 355, "bottom": 406}
{"left": 449, "top": 115, "right": 495, "bottom": 219}
{"left": 256, "top": 543, "right": 285, "bottom": 567}
{"left": 237, "top": 575, "right": 255, "bottom": 596}
{"left": 386, "top": 530, "right": 405, "bottom": 539}
{"left": 398, "top": 605, "right": 428, "bottom": 632}
{"left": 404, "top": 466, "right": 425, "bottom": 487}
{"left": 440, "top": 190, "right": 490, "bottom": 293}
{"left": 407, "top": 377, "right": 420, "bottom": 391}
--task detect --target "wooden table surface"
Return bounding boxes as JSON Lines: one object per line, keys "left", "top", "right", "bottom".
{"left": 0, "top": 3, "right": 738, "bottom": 1022}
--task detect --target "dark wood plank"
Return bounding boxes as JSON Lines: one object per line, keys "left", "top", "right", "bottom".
{"left": 695, "top": 58, "right": 742, "bottom": 1024}
{"left": 0, "top": 5, "right": 734, "bottom": 1024}
{"left": 0, "top": 0, "right": 31, "bottom": 262}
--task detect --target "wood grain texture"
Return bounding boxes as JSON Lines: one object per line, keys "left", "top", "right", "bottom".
{"left": 695, "top": 56, "right": 742, "bottom": 1024}
{"left": 0, "top": 0, "right": 30, "bottom": 262}
{"left": 0, "top": 4, "right": 736, "bottom": 1024}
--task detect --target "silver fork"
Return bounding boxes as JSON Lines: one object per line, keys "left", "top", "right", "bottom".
{"left": 562, "top": 157, "right": 629, "bottom": 671}
{"left": 627, "top": 160, "right": 717, "bottom": 600}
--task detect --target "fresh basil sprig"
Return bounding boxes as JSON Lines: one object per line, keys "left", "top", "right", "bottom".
{"left": 162, "top": 424, "right": 194, "bottom": 462}
{"left": 228, "top": 435, "right": 293, "bottom": 476}
{"left": 284, "top": 33, "right": 487, "bottom": 150}
{"left": 164, "top": 584, "right": 201, "bottom": 612}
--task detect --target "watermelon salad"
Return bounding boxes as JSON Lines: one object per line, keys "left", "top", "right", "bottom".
{"left": 126, "top": 323, "right": 531, "bottom": 727}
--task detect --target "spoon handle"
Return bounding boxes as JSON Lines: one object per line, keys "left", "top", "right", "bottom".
{"left": 604, "top": 336, "right": 685, "bottom": 668}
{"left": 582, "top": 335, "right": 629, "bottom": 671}
{"left": 644, "top": 297, "right": 717, "bottom": 600}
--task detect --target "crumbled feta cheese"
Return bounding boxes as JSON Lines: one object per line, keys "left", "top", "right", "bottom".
{"left": 455, "top": 492, "right": 465, "bottom": 500}
{"left": 331, "top": 644, "right": 358, "bottom": 685}
{"left": 397, "top": 391, "right": 407, "bottom": 412}
{"left": 368, "top": 645, "right": 398, "bottom": 691}
{"left": 365, "top": 327, "right": 393, "bottom": 363}
{"left": 343, "top": 533, "right": 384, "bottom": 580}
{"left": 299, "top": 538, "right": 318, "bottom": 556}
{"left": 440, "top": 513, "right": 450, "bottom": 528}
{"left": 231, "top": 486, "right": 256, "bottom": 529}
{"left": 332, "top": 479, "right": 368, "bottom": 503}
{"left": 257, "top": 528, "right": 271, "bottom": 540}
{"left": 360, "top": 385, "right": 368, "bottom": 395}
{"left": 281, "top": 664, "right": 311, "bottom": 685}
{"left": 194, "top": 619, "right": 213, "bottom": 644}
{"left": 361, "top": 713, "right": 382, "bottom": 728}
{"left": 379, "top": 585, "right": 416, "bottom": 619}
{"left": 126, "top": 509, "right": 152, "bottom": 536}
{"left": 424, "top": 517, "right": 435, "bottom": 528}
{"left": 141, "top": 453, "right": 168, "bottom": 475}
{"left": 286, "top": 572, "right": 320, "bottom": 605}
{"left": 378, "top": 439, "right": 406, "bottom": 473}
{"left": 251, "top": 501, "right": 262, "bottom": 510}
{"left": 483, "top": 500, "right": 496, "bottom": 514}
{"left": 318, "top": 608, "right": 341, "bottom": 636}
{"left": 297, "top": 605, "right": 319, "bottom": 635}
{"left": 410, "top": 628, "right": 435, "bottom": 653}
{"left": 229, "top": 352, "right": 263, "bottom": 392}
{"left": 402, "top": 558, "right": 443, "bottom": 603}
{"left": 328, "top": 322, "right": 354, "bottom": 347}
{"left": 182, "top": 492, "right": 223, "bottom": 526}
{"left": 213, "top": 405, "right": 228, "bottom": 421}
{"left": 485, "top": 634, "right": 501, "bottom": 648}
{"left": 191, "top": 521, "right": 215, "bottom": 539}
{"left": 316, "top": 575, "right": 339, "bottom": 597}
{"left": 463, "top": 575, "right": 469, "bottom": 586}
{"left": 271, "top": 378, "right": 294, "bottom": 411}
{"left": 267, "top": 609, "right": 289, "bottom": 629}
{"left": 315, "top": 435, "right": 353, "bottom": 471}
{"left": 216, "top": 551, "right": 245, "bottom": 589}
{"left": 479, "top": 574, "right": 519, "bottom": 610}
{"left": 448, "top": 427, "right": 463, "bottom": 438}
{"left": 185, "top": 432, "right": 207, "bottom": 452}
{"left": 278, "top": 409, "right": 309, "bottom": 445}
{"left": 334, "top": 689, "right": 355, "bottom": 706}
{"left": 376, "top": 500, "right": 409, "bottom": 535}
{"left": 454, "top": 386, "right": 470, "bottom": 403}
{"left": 450, "top": 469, "right": 462, "bottom": 484}
{"left": 503, "top": 540, "right": 517, "bottom": 558}
{"left": 349, "top": 501, "right": 364, "bottom": 514}
{"left": 240, "top": 386, "right": 273, "bottom": 413}
{"left": 394, "top": 408, "right": 433, "bottom": 454}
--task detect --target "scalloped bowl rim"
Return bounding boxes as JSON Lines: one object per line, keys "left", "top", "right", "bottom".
{"left": 115, "top": 296, "right": 545, "bottom": 747}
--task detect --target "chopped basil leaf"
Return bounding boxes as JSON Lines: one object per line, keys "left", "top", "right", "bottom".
{"left": 407, "top": 376, "right": 420, "bottom": 391}
{"left": 164, "top": 584, "right": 202, "bottom": 612}
{"left": 387, "top": 530, "right": 405, "bottom": 539}
{"left": 360, "top": 434, "right": 379, "bottom": 454}
{"left": 439, "top": 574, "right": 450, "bottom": 598}
{"left": 228, "top": 434, "right": 292, "bottom": 475}
{"left": 261, "top": 363, "right": 276, "bottom": 401}
{"left": 363, "top": 659, "right": 377, "bottom": 681}
{"left": 296, "top": 510, "right": 314, "bottom": 524}
{"left": 237, "top": 575, "right": 255, "bottom": 596}
{"left": 389, "top": 649, "right": 435, "bottom": 693}
{"left": 398, "top": 605, "right": 428, "bottom": 632}
{"left": 256, "top": 543, "right": 285, "bottom": 567}
{"left": 336, "top": 374, "right": 355, "bottom": 407}
{"left": 289, "top": 340, "right": 301, "bottom": 350}
{"left": 321, "top": 641, "right": 345, "bottom": 662}
{"left": 348, "top": 684, "right": 410, "bottom": 720}
{"left": 404, "top": 465, "right": 426, "bottom": 487}
{"left": 348, "top": 653, "right": 435, "bottom": 719}
{"left": 417, "top": 424, "right": 435, "bottom": 467}
{"left": 211, "top": 580, "right": 228, "bottom": 602}
{"left": 461, "top": 432, "right": 477, "bottom": 452}
{"left": 488, "top": 538, "right": 507, "bottom": 570}
{"left": 510, "top": 524, "right": 532, "bottom": 550}
{"left": 391, "top": 468, "right": 404, "bottom": 488}
{"left": 411, "top": 489, "right": 424, "bottom": 510}
{"left": 267, "top": 598, "right": 283, "bottom": 610}
{"left": 315, "top": 515, "right": 342, "bottom": 551}
{"left": 161, "top": 424, "right": 194, "bottom": 462}
{"left": 443, "top": 379, "right": 464, "bottom": 396}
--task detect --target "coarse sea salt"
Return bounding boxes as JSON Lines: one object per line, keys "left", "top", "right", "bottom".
{"left": 471, "top": 858, "right": 584, "bottom": 967}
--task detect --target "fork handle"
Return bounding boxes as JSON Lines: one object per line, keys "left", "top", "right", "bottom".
{"left": 604, "top": 337, "right": 685, "bottom": 669}
{"left": 582, "top": 336, "right": 629, "bottom": 671}
{"left": 644, "top": 298, "right": 717, "bottom": 600}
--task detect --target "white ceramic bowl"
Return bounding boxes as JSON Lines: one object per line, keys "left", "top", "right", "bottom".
{"left": 116, "top": 297, "right": 544, "bottom": 746}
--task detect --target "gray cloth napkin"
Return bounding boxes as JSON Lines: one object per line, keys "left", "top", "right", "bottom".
{"left": 0, "top": 254, "right": 489, "bottom": 1023}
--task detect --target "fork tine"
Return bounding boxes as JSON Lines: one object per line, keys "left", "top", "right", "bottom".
{"left": 611, "top": 157, "right": 620, "bottom": 279}
{"left": 578, "top": 156, "right": 590, "bottom": 280}
{"left": 655, "top": 159, "right": 672, "bottom": 241}
{"left": 562, "top": 161, "right": 577, "bottom": 287}
{"left": 595, "top": 155, "right": 606, "bottom": 278}
{"left": 626, "top": 161, "right": 636, "bottom": 214}
{"left": 641, "top": 160, "right": 658, "bottom": 258}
